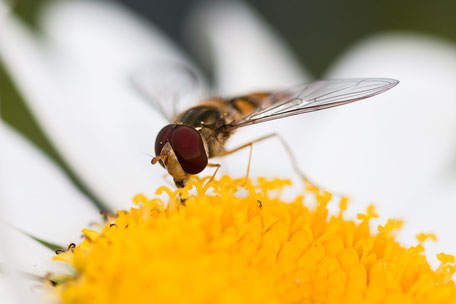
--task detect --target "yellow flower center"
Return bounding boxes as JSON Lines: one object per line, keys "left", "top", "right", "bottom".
{"left": 51, "top": 176, "right": 456, "bottom": 303}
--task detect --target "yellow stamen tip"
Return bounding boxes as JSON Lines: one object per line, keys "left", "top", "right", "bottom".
{"left": 49, "top": 176, "right": 456, "bottom": 304}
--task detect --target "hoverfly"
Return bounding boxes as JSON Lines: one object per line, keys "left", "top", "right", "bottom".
{"left": 131, "top": 64, "right": 398, "bottom": 188}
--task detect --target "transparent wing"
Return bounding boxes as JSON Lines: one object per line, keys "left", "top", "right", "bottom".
{"left": 128, "top": 63, "right": 203, "bottom": 121}
{"left": 231, "top": 78, "right": 399, "bottom": 128}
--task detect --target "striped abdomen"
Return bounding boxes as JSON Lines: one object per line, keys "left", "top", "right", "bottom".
{"left": 224, "top": 92, "right": 270, "bottom": 122}
{"left": 175, "top": 92, "right": 271, "bottom": 129}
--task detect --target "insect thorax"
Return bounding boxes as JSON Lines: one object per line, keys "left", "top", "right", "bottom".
{"left": 173, "top": 103, "right": 228, "bottom": 158}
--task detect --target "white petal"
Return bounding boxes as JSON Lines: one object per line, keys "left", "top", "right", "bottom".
{"left": 41, "top": 0, "right": 192, "bottom": 73}
{"left": 0, "top": 122, "right": 95, "bottom": 277}
{"left": 0, "top": 2, "right": 199, "bottom": 209}
{"left": 0, "top": 272, "right": 40, "bottom": 304}
{"left": 310, "top": 33, "right": 456, "bottom": 264}
{"left": 0, "top": 222, "right": 74, "bottom": 277}
{"left": 0, "top": 122, "right": 96, "bottom": 299}
{"left": 0, "top": 274, "right": 18, "bottom": 304}
{"left": 0, "top": 222, "right": 63, "bottom": 303}
{"left": 314, "top": 33, "right": 456, "bottom": 199}
{"left": 187, "top": 0, "right": 310, "bottom": 94}
{"left": 0, "top": 122, "right": 99, "bottom": 245}
{"left": 404, "top": 180, "right": 456, "bottom": 268}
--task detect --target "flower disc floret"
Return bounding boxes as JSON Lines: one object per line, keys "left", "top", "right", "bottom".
{"left": 51, "top": 176, "right": 456, "bottom": 304}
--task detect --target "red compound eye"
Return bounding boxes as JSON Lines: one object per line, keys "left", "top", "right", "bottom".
{"left": 154, "top": 124, "right": 208, "bottom": 174}
{"left": 155, "top": 124, "right": 174, "bottom": 157}
{"left": 170, "top": 125, "right": 208, "bottom": 174}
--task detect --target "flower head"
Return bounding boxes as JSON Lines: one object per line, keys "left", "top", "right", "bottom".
{"left": 51, "top": 176, "right": 456, "bottom": 304}
{"left": 3, "top": 1, "right": 456, "bottom": 303}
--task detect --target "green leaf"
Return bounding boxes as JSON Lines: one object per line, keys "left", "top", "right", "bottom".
{"left": 21, "top": 230, "right": 63, "bottom": 252}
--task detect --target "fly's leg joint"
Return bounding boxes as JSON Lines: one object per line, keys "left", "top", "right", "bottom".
{"left": 219, "top": 133, "right": 315, "bottom": 187}
{"left": 206, "top": 163, "right": 221, "bottom": 185}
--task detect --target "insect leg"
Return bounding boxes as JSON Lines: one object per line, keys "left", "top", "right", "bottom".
{"left": 219, "top": 133, "right": 315, "bottom": 187}
{"left": 206, "top": 163, "right": 221, "bottom": 184}
{"left": 219, "top": 134, "right": 276, "bottom": 156}
{"left": 245, "top": 143, "right": 253, "bottom": 184}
